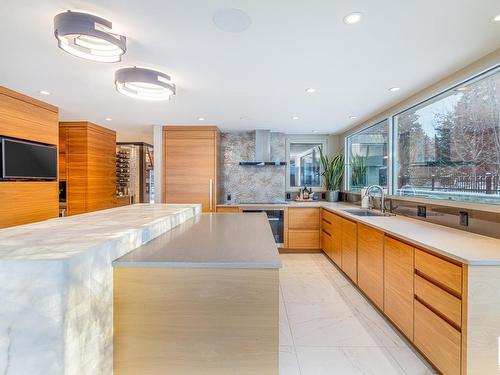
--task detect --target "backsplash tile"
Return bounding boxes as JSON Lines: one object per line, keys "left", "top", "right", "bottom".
{"left": 221, "top": 131, "right": 286, "bottom": 203}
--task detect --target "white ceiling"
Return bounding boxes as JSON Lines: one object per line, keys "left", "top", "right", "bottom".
{"left": 1, "top": 0, "right": 499, "bottom": 143}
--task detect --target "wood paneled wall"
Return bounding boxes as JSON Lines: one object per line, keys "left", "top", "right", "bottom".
{"left": 59, "top": 122, "right": 116, "bottom": 215}
{"left": 0, "top": 86, "right": 59, "bottom": 228}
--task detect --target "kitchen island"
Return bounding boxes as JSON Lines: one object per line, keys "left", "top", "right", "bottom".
{"left": 113, "top": 213, "right": 282, "bottom": 375}
{"left": 0, "top": 203, "right": 200, "bottom": 375}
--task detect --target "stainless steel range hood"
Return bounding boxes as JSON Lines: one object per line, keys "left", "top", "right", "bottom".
{"left": 239, "top": 130, "right": 287, "bottom": 166}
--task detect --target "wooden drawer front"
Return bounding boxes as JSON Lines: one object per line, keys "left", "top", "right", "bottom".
{"left": 357, "top": 224, "right": 384, "bottom": 309}
{"left": 383, "top": 236, "right": 414, "bottom": 340}
{"left": 341, "top": 218, "right": 357, "bottom": 283}
{"left": 321, "top": 229, "right": 332, "bottom": 258}
{"left": 289, "top": 230, "right": 320, "bottom": 249}
{"left": 415, "top": 249, "right": 462, "bottom": 295}
{"left": 414, "top": 300, "right": 461, "bottom": 375}
{"left": 321, "top": 209, "right": 336, "bottom": 227}
{"left": 288, "top": 208, "right": 320, "bottom": 230}
{"left": 216, "top": 207, "right": 240, "bottom": 213}
{"left": 415, "top": 275, "right": 462, "bottom": 328}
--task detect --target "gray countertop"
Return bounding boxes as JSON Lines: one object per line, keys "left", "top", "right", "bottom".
{"left": 113, "top": 213, "right": 282, "bottom": 269}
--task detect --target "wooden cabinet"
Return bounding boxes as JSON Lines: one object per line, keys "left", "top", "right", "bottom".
{"left": 0, "top": 87, "right": 59, "bottom": 228}
{"left": 286, "top": 208, "right": 320, "bottom": 249}
{"left": 414, "top": 300, "right": 461, "bottom": 375}
{"left": 216, "top": 207, "right": 240, "bottom": 213}
{"left": 383, "top": 236, "right": 414, "bottom": 339}
{"left": 357, "top": 224, "right": 384, "bottom": 309}
{"left": 163, "top": 126, "right": 220, "bottom": 212}
{"left": 341, "top": 218, "right": 357, "bottom": 283}
{"left": 59, "top": 122, "right": 116, "bottom": 216}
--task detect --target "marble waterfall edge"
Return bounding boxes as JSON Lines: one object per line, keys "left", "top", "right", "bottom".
{"left": 0, "top": 204, "right": 201, "bottom": 375}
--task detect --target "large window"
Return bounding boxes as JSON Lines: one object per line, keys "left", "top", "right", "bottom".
{"left": 286, "top": 136, "right": 328, "bottom": 190}
{"left": 346, "top": 120, "right": 389, "bottom": 191}
{"left": 393, "top": 67, "right": 499, "bottom": 204}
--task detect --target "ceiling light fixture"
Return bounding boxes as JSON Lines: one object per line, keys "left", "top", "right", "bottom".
{"left": 105, "top": 117, "right": 112, "bottom": 121}
{"left": 305, "top": 88, "right": 316, "bottom": 93}
{"left": 197, "top": 117, "right": 205, "bottom": 121}
{"left": 115, "top": 67, "right": 176, "bottom": 101}
{"left": 343, "top": 12, "right": 362, "bottom": 25}
{"left": 39, "top": 90, "right": 51, "bottom": 95}
{"left": 349, "top": 115, "right": 358, "bottom": 120}
{"left": 292, "top": 116, "right": 299, "bottom": 120}
{"left": 54, "top": 10, "right": 126, "bottom": 62}
{"left": 492, "top": 14, "right": 500, "bottom": 22}
{"left": 388, "top": 87, "right": 400, "bottom": 92}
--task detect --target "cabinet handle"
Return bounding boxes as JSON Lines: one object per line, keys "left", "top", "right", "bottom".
{"left": 209, "top": 178, "right": 213, "bottom": 211}
{"left": 322, "top": 229, "right": 331, "bottom": 237}
{"left": 323, "top": 219, "right": 332, "bottom": 225}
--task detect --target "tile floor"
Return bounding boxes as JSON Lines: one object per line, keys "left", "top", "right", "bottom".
{"left": 279, "top": 253, "right": 437, "bottom": 375}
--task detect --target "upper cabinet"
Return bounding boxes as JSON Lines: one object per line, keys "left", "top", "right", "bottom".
{"left": 59, "top": 122, "right": 116, "bottom": 216}
{"left": 163, "top": 126, "right": 221, "bottom": 212}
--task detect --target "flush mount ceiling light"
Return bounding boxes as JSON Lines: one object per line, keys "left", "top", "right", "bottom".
{"left": 388, "top": 87, "right": 400, "bottom": 92}
{"left": 492, "top": 14, "right": 500, "bottom": 22}
{"left": 292, "top": 116, "right": 300, "bottom": 120}
{"left": 349, "top": 115, "right": 358, "bottom": 119}
{"left": 213, "top": 8, "right": 252, "bottom": 32}
{"left": 305, "top": 88, "right": 316, "bottom": 93}
{"left": 39, "top": 90, "right": 51, "bottom": 95}
{"left": 105, "top": 117, "right": 112, "bottom": 121}
{"left": 343, "top": 12, "right": 362, "bottom": 24}
{"left": 115, "top": 67, "right": 176, "bottom": 101}
{"left": 197, "top": 117, "right": 205, "bottom": 121}
{"left": 54, "top": 10, "right": 126, "bottom": 62}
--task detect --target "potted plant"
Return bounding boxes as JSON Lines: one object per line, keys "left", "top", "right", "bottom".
{"left": 319, "top": 146, "right": 344, "bottom": 202}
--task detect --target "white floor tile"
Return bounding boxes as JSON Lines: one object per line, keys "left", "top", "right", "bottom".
{"left": 279, "top": 253, "right": 435, "bottom": 375}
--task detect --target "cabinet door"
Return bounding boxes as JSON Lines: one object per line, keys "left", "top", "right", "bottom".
{"left": 341, "top": 218, "right": 357, "bottom": 283}
{"left": 321, "top": 228, "right": 333, "bottom": 258}
{"left": 384, "top": 236, "right": 414, "bottom": 340}
{"left": 288, "top": 208, "right": 319, "bottom": 230}
{"left": 164, "top": 131, "right": 216, "bottom": 212}
{"left": 357, "top": 224, "right": 384, "bottom": 309}
{"left": 331, "top": 213, "right": 342, "bottom": 266}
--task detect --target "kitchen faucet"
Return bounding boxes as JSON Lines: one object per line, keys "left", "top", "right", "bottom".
{"left": 364, "top": 185, "right": 386, "bottom": 214}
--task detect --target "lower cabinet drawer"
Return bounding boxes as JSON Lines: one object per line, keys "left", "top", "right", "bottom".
{"left": 414, "top": 299, "right": 461, "bottom": 375}
{"left": 289, "top": 230, "right": 320, "bottom": 249}
{"left": 415, "top": 274, "right": 462, "bottom": 328}
{"left": 321, "top": 229, "right": 332, "bottom": 257}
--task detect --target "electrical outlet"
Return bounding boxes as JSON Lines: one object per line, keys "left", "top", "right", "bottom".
{"left": 286, "top": 192, "right": 291, "bottom": 200}
{"left": 322, "top": 193, "right": 326, "bottom": 199}
{"left": 417, "top": 206, "right": 426, "bottom": 218}
{"left": 227, "top": 194, "right": 231, "bottom": 201}
{"left": 459, "top": 211, "right": 469, "bottom": 226}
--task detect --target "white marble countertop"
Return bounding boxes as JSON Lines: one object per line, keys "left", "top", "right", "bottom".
{"left": 219, "top": 201, "right": 500, "bottom": 265}
{"left": 113, "top": 213, "right": 282, "bottom": 269}
{"left": 0, "top": 203, "right": 200, "bottom": 261}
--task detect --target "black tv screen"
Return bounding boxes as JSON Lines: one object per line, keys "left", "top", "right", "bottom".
{"left": 1, "top": 137, "right": 57, "bottom": 180}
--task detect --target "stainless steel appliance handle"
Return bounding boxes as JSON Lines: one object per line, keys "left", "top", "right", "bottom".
{"left": 209, "top": 178, "right": 213, "bottom": 211}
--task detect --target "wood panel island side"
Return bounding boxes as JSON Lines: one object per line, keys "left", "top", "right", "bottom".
{"left": 113, "top": 213, "right": 282, "bottom": 375}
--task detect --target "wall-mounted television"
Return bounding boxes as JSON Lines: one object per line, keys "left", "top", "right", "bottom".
{"left": 0, "top": 136, "right": 57, "bottom": 181}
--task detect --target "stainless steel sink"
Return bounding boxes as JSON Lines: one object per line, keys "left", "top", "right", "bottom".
{"left": 342, "top": 209, "right": 393, "bottom": 217}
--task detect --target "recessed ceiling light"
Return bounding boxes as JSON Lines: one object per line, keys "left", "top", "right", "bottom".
{"left": 456, "top": 86, "right": 467, "bottom": 91}
{"left": 292, "top": 116, "right": 299, "bottom": 120}
{"left": 115, "top": 67, "right": 176, "bottom": 101}
{"left": 213, "top": 8, "right": 252, "bottom": 32}
{"left": 343, "top": 12, "right": 362, "bottom": 25}
{"left": 388, "top": 87, "right": 400, "bottom": 92}
{"left": 349, "top": 115, "right": 358, "bottom": 120}
{"left": 39, "top": 90, "right": 51, "bottom": 95}
{"left": 54, "top": 11, "right": 126, "bottom": 63}
{"left": 311, "top": 130, "right": 319, "bottom": 133}
{"left": 492, "top": 14, "right": 500, "bottom": 22}
{"left": 305, "top": 88, "right": 316, "bottom": 93}
{"left": 105, "top": 117, "right": 112, "bottom": 121}
{"left": 197, "top": 117, "right": 205, "bottom": 121}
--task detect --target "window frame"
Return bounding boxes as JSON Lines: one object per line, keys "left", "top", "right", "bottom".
{"left": 344, "top": 119, "right": 389, "bottom": 192}
{"left": 285, "top": 135, "right": 329, "bottom": 191}
{"left": 343, "top": 63, "right": 500, "bottom": 208}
